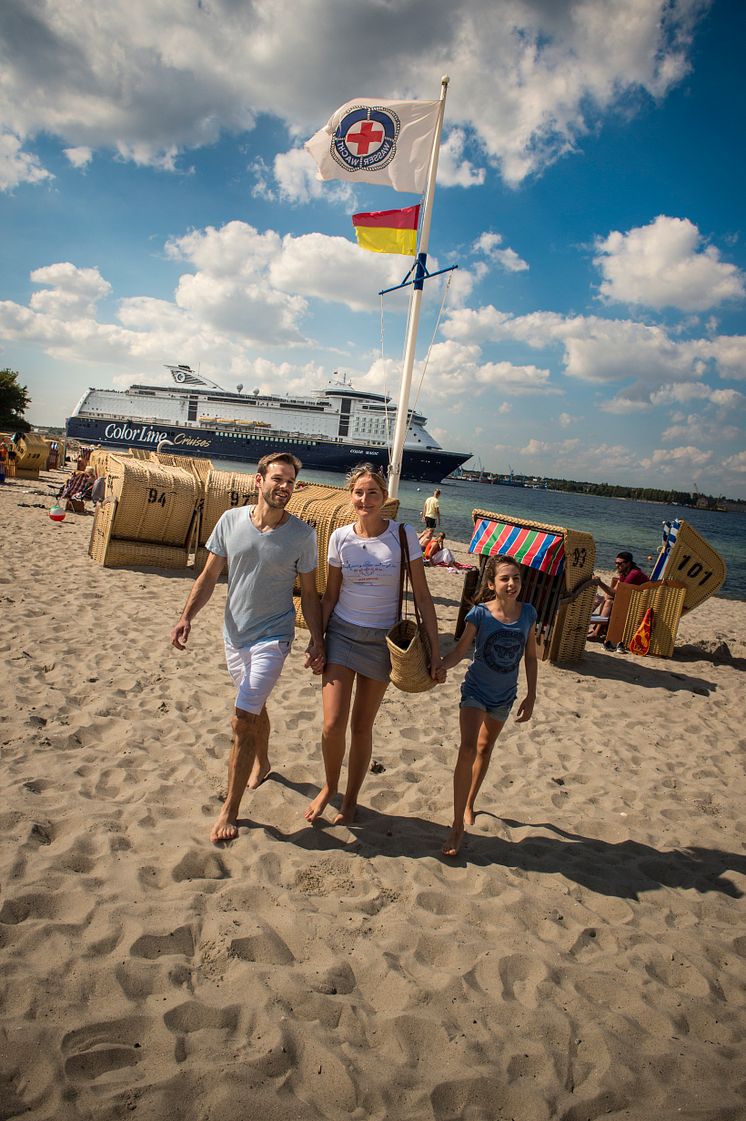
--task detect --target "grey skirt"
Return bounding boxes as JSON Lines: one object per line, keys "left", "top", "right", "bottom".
{"left": 325, "top": 614, "right": 391, "bottom": 682}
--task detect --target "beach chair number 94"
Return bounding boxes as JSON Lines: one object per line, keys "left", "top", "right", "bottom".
{"left": 676, "top": 554, "right": 713, "bottom": 586}
{"left": 571, "top": 547, "right": 586, "bottom": 567}
{"left": 147, "top": 488, "right": 167, "bottom": 507}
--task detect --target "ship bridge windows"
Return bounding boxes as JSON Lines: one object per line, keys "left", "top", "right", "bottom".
{"left": 338, "top": 397, "right": 352, "bottom": 437}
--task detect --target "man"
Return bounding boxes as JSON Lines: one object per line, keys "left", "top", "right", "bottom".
{"left": 588, "top": 551, "right": 648, "bottom": 640}
{"left": 170, "top": 451, "right": 324, "bottom": 843}
{"left": 421, "top": 487, "right": 441, "bottom": 529}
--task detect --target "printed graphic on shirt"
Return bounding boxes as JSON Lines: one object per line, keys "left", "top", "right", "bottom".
{"left": 482, "top": 627, "right": 526, "bottom": 674}
{"left": 342, "top": 558, "right": 396, "bottom": 585}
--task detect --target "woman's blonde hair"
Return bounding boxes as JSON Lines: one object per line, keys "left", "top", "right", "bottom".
{"left": 346, "top": 462, "right": 388, "bottom": 496}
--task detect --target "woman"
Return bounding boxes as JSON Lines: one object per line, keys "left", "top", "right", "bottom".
{"left": 424, "top": 532, "right": 446, "bottom": 564}
{"left": 305, "top": 464, "right": 442, "bottom": 825}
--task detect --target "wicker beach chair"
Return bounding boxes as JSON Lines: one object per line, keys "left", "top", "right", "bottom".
{"left": 455, "top": 509, "right": 597, "bottom": 665}
{"left": 605, "top": 580, "right": 688, "bottom": 658}
{"left": 602, "top": 520, "right": 726, "bottom": 657}
{"left": 11, "top": 432, "right": 48, "bottom": 478}
{"left": 88, "top": 455, "right": 200, "bottom": 568}
{"left": 191, "top": 468, "right": 260, "bottom": 573}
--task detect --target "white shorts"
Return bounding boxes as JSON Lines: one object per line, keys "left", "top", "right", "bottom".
{"left": 224, "top": 638, "right": 292, "bottom": 715}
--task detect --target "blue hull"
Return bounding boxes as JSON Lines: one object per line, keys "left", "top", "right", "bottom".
{"left": 65, "top": 415, "right": 471, "bottom": 484}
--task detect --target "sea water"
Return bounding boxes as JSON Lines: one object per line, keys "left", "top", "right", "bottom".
{"left": 218, "top": 460, "right": 746, "bottom": 601}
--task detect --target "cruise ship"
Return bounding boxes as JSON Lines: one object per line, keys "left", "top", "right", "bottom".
{"left": 65, "top": 365, "right": 472, "bottom": 482}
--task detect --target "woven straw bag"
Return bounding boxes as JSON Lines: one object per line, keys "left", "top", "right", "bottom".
{"left": 386, "top": 525, "right": 436, "bottom": 693}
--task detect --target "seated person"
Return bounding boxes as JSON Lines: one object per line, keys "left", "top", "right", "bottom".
{"left": 423, "top": 532, "right": 446, "bottom": 564}
{"left": 588, "top": 551, "right": 648, "bottom": 640}
{"left": 58, "top": 467, "right": 95, "bottom": 513}
{"left": 418, "top": 526, "right": 435, "bottom": 550}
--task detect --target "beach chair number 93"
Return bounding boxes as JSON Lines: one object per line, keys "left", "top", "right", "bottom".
{"left": 147, "top": 488, "right": 167, "bottom": 507}
{"left": 676, "top": 554, "right": 714, "bottom": 586}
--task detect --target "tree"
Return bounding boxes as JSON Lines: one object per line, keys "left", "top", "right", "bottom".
{"left": 0, "top": 369, "right": 31, "bottom": 431}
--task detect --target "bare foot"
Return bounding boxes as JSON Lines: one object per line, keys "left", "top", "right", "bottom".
{"left": 304, "top": 786, "right": 334, "bottom": 823}
{"left": 210, "top": 810, "right": 239, "bottom": 844}
{"left": 464, "top": 805, "right": 476, "bottom": 826}
{"left": 442, "top": 825, "right": 464, "bottom": 857}
{"left": 332, "top": 800, "right": 357, "bottom": 826}
{"left": 247, "top": 756, "right": 271, "bottom": 789}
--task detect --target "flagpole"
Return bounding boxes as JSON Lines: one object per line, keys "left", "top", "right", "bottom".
{"left": 387, "top": 75, "right": 449, "bottom": 501}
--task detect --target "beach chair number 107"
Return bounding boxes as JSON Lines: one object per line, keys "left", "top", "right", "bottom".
{"left": 147, "top": 488, "right": 167, "bottom": 507}
{"left": 676, "top": 554, "right": 713, "bottom": 586}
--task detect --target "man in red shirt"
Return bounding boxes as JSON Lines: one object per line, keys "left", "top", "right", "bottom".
{"left": 588, "top": 551, "right": 647, "bottom": 640}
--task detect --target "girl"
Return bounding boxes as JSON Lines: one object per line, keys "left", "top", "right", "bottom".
{"left": 438, "top": 555, "right": 538, "bottom": 856}
{"left": 305, "top": 463, "right": 442, "bottom": 825}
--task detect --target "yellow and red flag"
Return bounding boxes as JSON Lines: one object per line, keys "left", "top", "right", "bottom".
{"left": 352, "top": 205, "right": 420, "bottom": 256}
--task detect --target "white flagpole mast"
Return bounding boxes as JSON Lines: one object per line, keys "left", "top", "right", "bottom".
{"left": 387, "top": 75, "right": 449, "bottom": 501}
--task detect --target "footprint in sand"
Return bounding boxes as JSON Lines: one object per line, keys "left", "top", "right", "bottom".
{"left": 229, "top": 926, "right": 295, "bottom": 965}
{"left": 130, "top": 925, "right": 196, "bottom": 960}
{"left": 497, "top": 952, "right": 547, "bottom": 1008}
{"left": 163, "top": 1000, "right": 240, "bottom": 1035}
{"left": 171, "top": 849, "right": 230, "bottom": 882}
{"left": 61, "top": 1017, "right": 149, "bottom": 1083}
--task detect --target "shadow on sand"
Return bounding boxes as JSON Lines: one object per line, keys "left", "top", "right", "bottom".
{"left": 262, "top": 775, "right": 746, "bottom": 901}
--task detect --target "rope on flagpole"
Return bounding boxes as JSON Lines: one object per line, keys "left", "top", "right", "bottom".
{"left": 410, "top": 268, "right": 453, "bottom": 418}
{"left": 380, "top": 290, "right": 394, "bottom": 459}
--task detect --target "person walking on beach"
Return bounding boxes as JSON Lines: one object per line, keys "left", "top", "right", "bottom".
{"left": 421, "top": 487, "right": 441, "bottom": 530}
{"left": 437, "top": 555, "right": 537, "bottom": 857}
{"left": 170, "top": 451, "right": 324, "bottom": 843}
{"left": 304, "top": 463, "right": 442, "bottom": 826}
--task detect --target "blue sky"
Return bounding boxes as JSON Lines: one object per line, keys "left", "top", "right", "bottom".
{"left": 1, "top": 0, "right": 744, "bottom": 496}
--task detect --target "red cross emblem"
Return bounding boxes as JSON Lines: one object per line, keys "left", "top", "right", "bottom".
{"left": 345, "top": 120, "right": 384, "bottom": 156}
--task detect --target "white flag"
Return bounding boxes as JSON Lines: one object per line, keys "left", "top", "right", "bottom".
{"left": 305, "top": 98, "right": 440, "bottom": 194}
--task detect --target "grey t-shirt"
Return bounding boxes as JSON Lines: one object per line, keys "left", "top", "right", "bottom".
{"left": 206, "top": 507, "right": 317, "bottom": 647}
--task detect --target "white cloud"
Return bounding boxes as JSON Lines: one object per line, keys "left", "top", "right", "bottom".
{"left": 0, "top": 0, "right": 709, "bottom": 187}
{"left": 414, "top": 339, "right": 557, "bottom": 400}
{"left": 269, "top": 232, "right": 407, "bottom": 314}
{"left": 0, "top": 220, "right": 412, "bottom": 369}
{"left": 640, "top": 445, "right": 713, "bottom": 469}
{"left": 437, "top": 129, "right": 485, "bottom": 189}
{"left": 442, "top": 303, "right": 745, "bottom": 409}
{"left": 594, "top": 216, "right": 745, "bottom": 311}
{"left": 0, "top": 132, "right": 53, "bottom": 190}
{"left": 29, "top": 263, "right": 111, "bottom": 318}
{"left": 254, "top": 149, "right": 353, "bottom": 205}
{"left": 63, "top": 146, "right": 92, "bottom": 169}
{"left": 472, "top": 232, "right": 529, "bottom": 273}
{"left": 661, "top": 412, "right": 740, "bottom": 441}
{"left": 723, "top": 450, "right": 746, "bottom": 473}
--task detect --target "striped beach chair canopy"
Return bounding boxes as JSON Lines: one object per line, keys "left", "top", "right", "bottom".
{"left": 468, "top": 517, "right": 565, "bottom": 577}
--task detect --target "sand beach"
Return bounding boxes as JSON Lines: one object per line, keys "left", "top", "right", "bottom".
{"left": 2, "top": 469, "right": 746, "bottom": 1121}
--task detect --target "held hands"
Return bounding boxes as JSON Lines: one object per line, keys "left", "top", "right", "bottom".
{"left": 514, "top": 694, "right": 535, "bottom": 723}
{"left": 170, "top": 619, "right": 191, "bottom": 650}
{"left": 431, "top": 653, "right": 446, "bottom": 683}
{"left": 304, "top": 640, "right": 325, "bottom": 675}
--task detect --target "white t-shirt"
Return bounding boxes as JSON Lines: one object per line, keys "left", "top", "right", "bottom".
{"left": 328, "top": 520, "right": 422, "bottom": 629}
